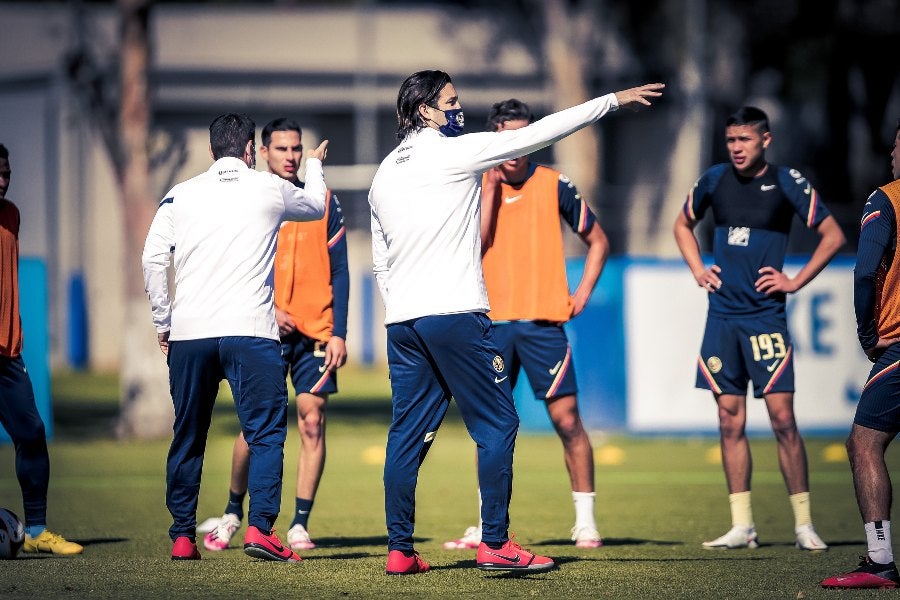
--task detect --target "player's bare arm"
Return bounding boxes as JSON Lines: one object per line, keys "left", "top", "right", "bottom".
{"left": 673, "top": 210, "right": 721, "bottom": 292}
{"left": 755, "top": 215, "right": 846, "bottom": 295}
{"left": 307, "top": 139, "right": 329, "bottom": 161}
{"left": 324, "top": 336, "right": 347, "bottom": 371}
{"left": 572, "top": 222, "right": 609, "bottom": 317}
{"left": 866, "top": 336, "right": 900, "bottom": 362}
{"left": 614, "top": 83, "right": 665, "bottom": 111}
{"left": 157, "top": 330, "right": 170, "bottom": 356}
{"left": 275, "top": 307, "right": 297, "bottom": 337}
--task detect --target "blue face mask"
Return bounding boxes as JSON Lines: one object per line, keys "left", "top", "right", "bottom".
{"left": 435, "top": 107, "right": 465, "bottom": 137}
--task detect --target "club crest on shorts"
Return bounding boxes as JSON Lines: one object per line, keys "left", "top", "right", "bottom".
{"left": 707, "top": 356, "right": 723, "bottom": 373}
{"left": 727, "top": 226, "right": 750, "bottom": 247}
{"left": 492, "top": 355, "right": 505, "bottom": 373}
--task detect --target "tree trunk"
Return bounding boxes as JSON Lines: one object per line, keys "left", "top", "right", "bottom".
{"left": 631, "top": 0, "right": 710, "bottom": 257}
{"left": 540, "top": 0, "right": 601, "bottom": 254}
{"left": 540, "top": 0, "right": 599, "bottom": 193}
{"left": 114, "top": 0, "right": 172, "bottom": 440}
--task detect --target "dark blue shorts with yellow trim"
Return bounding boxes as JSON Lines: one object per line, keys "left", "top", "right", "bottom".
{"left": 695, "top": 313, "right": 794, "bottom": 398}
{"left": 491, "top": 320, "right": 577, "bottom": 400}
{"left": 855, "top": 342, "right": 900, "bottom": 433}
{"left": 281, "top": 331, "right": 338, "bottom": 396}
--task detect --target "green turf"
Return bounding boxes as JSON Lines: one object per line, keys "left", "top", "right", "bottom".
{"left": 0, "top": 368, "right": 896, "bottom": 599}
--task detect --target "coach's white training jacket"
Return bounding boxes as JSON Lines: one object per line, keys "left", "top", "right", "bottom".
{"left": 368, "top": 93, "right": 619, "bottom": 325}
{"left": 142, "top": 156, "right": 326, "bottom": 341}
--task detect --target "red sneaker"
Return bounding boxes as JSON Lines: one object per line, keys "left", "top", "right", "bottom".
{"left": 171, "top": 536, "right": 201, "bottom": 560}
{"left": 385, "top": 549, "right": 430, "bottom": 575}
{"left": 821, "top": 556, "right": 900, "bottom": 589}
{"left": 243, "top": 526, "right": 302, "bottom": 563}
{"left": 476, "top": 536, "right": 554, "bottom": 573}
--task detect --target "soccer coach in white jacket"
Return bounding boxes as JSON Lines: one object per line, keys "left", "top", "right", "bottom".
{"left": 369, "top": 70, "right": 663, "bottom": 575}
{"left": 142, "top": 113, "right": 328, "bottom": 563}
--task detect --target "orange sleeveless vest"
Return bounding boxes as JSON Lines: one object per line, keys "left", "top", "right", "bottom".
{"left": 481, "top": 166, "right": 574, "bottom": 322}
{"left": 875, "top": 179, "right": 900, "bottom": 339}
{"left": 0, "top": 199, "right": 23, "bottom": 357}
{"left": 274, "top": 191, "right": 334, "bottom": 341}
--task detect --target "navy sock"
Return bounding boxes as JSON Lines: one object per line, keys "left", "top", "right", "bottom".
{"left": 291, "top": 497, "right": 314, "bottom": 528}
{"left": 485, "top": 541, "right": 505, "bottom": 549}
{"left": 225, "top": 490, "right": 245, "bottom": 520}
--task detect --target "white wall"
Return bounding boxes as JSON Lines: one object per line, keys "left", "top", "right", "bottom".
{"left": 626, "top": 259, "right": 866, "bottom": 433}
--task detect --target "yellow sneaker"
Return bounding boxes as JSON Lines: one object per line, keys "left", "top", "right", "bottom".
{"left": 23, "top": 529, "right": 84, "bottom": 555}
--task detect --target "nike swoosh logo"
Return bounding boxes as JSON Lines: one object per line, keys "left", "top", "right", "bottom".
{"left": 482, "top": 550, "right": 521, "bottom": 563}
{"left": 803, "top": 183, "right": 811, "bottom": 195}
{"left": 766, "top": 360, "right": 780, "bottom": 373}
{"left": 548, "top": 361, "right": 563, "bottom": 376}
{"left": 494, "top": 376, "right": 508, "bottom": 384}
{"left": 760, "top": 184, "right": 776, "bottom": 191}
{"left": 503, "top": 195, "right": 523, "bottom": 204}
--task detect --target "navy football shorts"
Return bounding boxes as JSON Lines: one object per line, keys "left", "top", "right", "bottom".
{"left": 491, "top": 320, "right": 577, "bottom": 400}
{"left": 281, "top": 331, "right": 338, "bottom": 396}
{"left": 855, "top": 342, "right": 900, "bottom": 433}
{"left": 696, "top": 313, "right": 794, "bottom": 398}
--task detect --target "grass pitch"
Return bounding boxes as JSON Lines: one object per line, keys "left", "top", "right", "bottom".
{"left": 0, "top": 367, "right": 896, "bottom": 599}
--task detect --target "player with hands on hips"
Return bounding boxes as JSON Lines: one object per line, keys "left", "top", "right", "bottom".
{"left": 673, "top": 106, "right": 845, "bottom": 552}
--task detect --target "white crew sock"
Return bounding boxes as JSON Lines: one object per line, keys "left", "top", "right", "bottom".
{"left": 865, "top": 520, "right": 894, "bottom": 564}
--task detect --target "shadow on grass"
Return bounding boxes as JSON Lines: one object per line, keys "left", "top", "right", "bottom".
{"left": 439, "top": 557, "right": 558, "bottom": 577}
{"left": 50, "top": 369, "right": 395, "bottom": 442}
{"left": 74, "top": 536, "right": 129, "bottom": 547}
{"left": 52, "top": 399, "right": 120, "bottom": 441}
{"left": 538, "top": 536, "right": 682, "bottom": 547}
{"left": 308, "top": 535, "right": 390, "bottom": 547}
{"left": 577, "top": 555, "right": 775, "bottom": 562}
{"left": 52, "top": 394, "right": 394, "bottom": 441}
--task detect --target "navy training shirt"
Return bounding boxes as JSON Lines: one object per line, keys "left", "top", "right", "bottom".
{"left": 682, "top": 163, "right": 831, "bottom": 317}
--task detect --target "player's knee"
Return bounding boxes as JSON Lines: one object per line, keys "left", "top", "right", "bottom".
{"left": 845, "top": 431, "right": 876, "bottom": 464}
{"left": 300, "top": 413, "right": 324, "bottom": 440}
{"left": 12, "top": 421, "right": 46, "bottom": 447}
{"left": 719, "top": 412, "right": 744, "bottom": 438}
{"left": 770, "top": 415, "right": 798, "bottom": 439}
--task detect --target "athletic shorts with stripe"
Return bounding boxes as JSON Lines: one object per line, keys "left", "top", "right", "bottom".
{"left": 281, "top": 331, "right": 338, "bottom": 396}
{"left": 855, "top": 342, "right": 900, "bottom": 432}
{"left": 491, "top": 320, "right": 577, "bottom": 400}
{"left": 696, "top": 313, "right": 795, "bottom": 398}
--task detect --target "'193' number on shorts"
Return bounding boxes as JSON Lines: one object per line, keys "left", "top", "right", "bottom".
{"left": 749, "top": 333, "right": 786, "bottom": 362}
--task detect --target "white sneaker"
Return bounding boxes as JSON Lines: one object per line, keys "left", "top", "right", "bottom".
{"left": 442, "top": 526, "right": 481, "bottom": 550}
{"left": 287, "top": 523, "right": 316, "bottom": 550}
{"left": 196, "top": 516, "right": 222, "bottom": 534}
{"left": 795, "top": 523, "right": 828, "bottom": 551}
{"left": 702, "top": 525, "right": 759, "bottom": 549}
{"left": 571, "top": 525, "right": 603, "bottom": 548}
{"left": 203, "top": 513, "right": 241, "bottom": 551}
